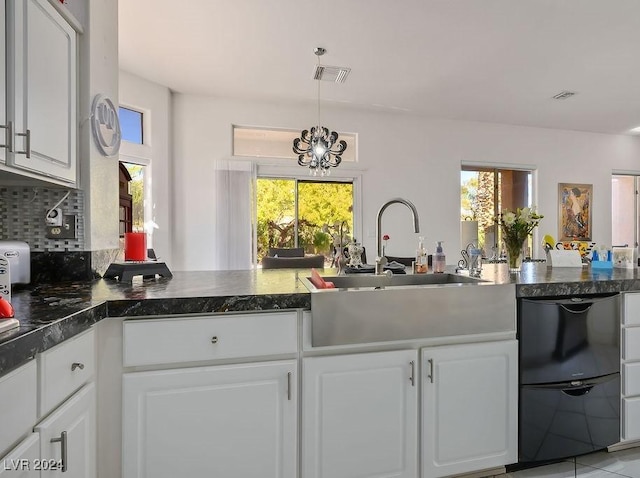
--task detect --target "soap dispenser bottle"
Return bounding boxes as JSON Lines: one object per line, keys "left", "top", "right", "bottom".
{"left": 415, "top": 236, "right": 428, "bottom": 273}
{"left": 433, "top": 241, "right": 446, "bottom": 273}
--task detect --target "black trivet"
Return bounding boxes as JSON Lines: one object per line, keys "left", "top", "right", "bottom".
{"left": 103, "top": 262, "right": 172, "bottom": 282}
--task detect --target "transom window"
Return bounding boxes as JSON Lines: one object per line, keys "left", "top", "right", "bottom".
{"left": 233, "top": 126, "right": 357, "bottom": 163}
{"left": 119, "top": 107, "right": 144, "bottom": 144}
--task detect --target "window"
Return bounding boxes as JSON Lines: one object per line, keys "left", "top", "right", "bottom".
{"left": 461, "top": 166, "right": 534, "bottom": 258}
{"left": 119, "top": 106, "right": 147, "bottom": 234}
{"left": 612, "top": 174, "right": 638, "bottom": 248}
{"left": 119, "top": 107, "right": 143, "bottom": 144}
{"left": 256, "top": 178, "right": 354, "bottom": 265}
{"left": 119, "top": 163, "right": 133, "bottom": 235}
{"left": 233, "top": 126, "right": 357, "bottom": 163}
{"left": 122, "top": 163, "right": 145, "bottom": 232}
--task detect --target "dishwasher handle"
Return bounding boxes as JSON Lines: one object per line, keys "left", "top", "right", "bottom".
{"left": 561, "top": 385, "right": 593, "bottom": 397}
{"left": 558, "top": 302, "right": 593, "bottom": 314}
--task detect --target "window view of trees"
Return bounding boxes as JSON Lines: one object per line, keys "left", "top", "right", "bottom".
{"left": 123, "top": 163, "right": 145, "bottom": 232}
{"left": 461, "top": 168, "right": 532, "bottom": 258}
{"left": 256, "top": 179, "right": 353, "bottom": 264}
{"left": 461, "top": 170, "right": 498, "bottom": 254}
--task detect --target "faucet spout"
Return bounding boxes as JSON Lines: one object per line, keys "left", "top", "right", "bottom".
{"left": 376, "top": 198, "right": 421, "bottom": 260}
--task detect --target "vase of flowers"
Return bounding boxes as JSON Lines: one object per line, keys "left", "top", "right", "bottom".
{"left": 497, "top": 207, "right": 543, "bottom": 272}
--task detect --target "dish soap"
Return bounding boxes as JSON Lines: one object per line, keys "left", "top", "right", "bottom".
{"left": 433, "top": 241, "right": 446, "bottom": 273}
{"left": 415, "top": 236, "right": 428, "bottom": 273}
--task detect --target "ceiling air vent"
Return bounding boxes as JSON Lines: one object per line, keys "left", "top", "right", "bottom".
{"left": 552, "top": 90, "right": 577, "bottom": 100}
{"left": 313, "top": 65, "right": 351, "bottom": 83}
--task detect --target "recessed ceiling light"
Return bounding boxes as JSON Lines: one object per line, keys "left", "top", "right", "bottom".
{"left": 552, "top": 91, "right": 577, "bottom": 100}
{"left": 630, "top": 126, "right": 640, "bottom": 134}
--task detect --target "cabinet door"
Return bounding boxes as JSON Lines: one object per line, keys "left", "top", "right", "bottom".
{"left": 122, "top": 360, "right": 297, "bottom": 478}
{"left": 0, "top": 1, "right": 6, "bottom": 165}
{"left": 0, "top": 434, "right": 39, "bottom": 478}
{"left": 422, "top": 340, "right": 517, "bottom": 478}
{"left": 34, "top": 382, "right": 96, "bottom": 478}
{"left": 303, "top": 350, "right": 418, "bottom": 478}
{"left": 9, "top": 0, "right": 76, "bottom": 183}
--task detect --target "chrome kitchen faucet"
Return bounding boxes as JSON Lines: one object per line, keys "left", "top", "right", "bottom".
{"left": 375, "top": 198, "right": 420, "bottom": 274}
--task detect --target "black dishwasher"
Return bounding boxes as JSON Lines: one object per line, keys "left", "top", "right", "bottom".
{"left": 518, "top": 294, "right": 620, "bottom": 464}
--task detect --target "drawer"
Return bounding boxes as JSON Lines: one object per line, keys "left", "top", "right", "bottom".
{"left": 0, "top": 361, "right": 37, "bottom": 457}
{"left": 622, "top": 396, "right": 640, "bottom": 441}
{"left": 123, "top": 312, "right": 298, "bottom": 367}
{"left": 38, "top": 328, "right": 95, "bottom": 417}
{"left": 623, "top": 362, "right": 640, "bottom": 396}
{"left": 623, "top": 326, "right": 640, "bottom": 361}
{"left": 624, "top": 292, "right": 640, "bottom": 325}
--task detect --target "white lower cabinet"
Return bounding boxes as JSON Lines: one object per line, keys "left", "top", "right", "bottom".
{"left": 0, "top": 434, "right": 39, "bottom": 477}
{"left": 122, "top": 360, "right": 297, "bottom": 478}
{"left": 422, "top": 340, "right": 518, "bottom": 478}
{"left": 34, "top": 382, "right": 96, "bottom": 478}
{"left": 303, "top": 350, "right": 418, "bottom": 478}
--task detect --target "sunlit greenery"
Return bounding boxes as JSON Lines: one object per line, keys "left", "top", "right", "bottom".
{"left": 124, "top": 163, "right": 145, "bottom": 231}
{"left": 256, "top": 179, "right": 353, "bottom": 262}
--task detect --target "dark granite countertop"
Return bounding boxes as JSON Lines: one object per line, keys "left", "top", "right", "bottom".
{"left": 2, "top": 263, "right": 640, "bottom": 377}
{"left": 0, "top": 269, "right": 311, "bottom": 375}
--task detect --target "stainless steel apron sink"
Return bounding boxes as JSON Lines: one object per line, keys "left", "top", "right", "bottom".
{"left": 300, "top": 273, "right": 516, "bottom": 346}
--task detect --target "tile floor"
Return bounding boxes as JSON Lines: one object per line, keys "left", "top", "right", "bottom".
{"left": 497, "top": 448, "right": 640, "bottom": 477}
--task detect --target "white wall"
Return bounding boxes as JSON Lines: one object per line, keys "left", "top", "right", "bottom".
{"left": 172, "top": 94, "right": 640, "bottom": 271}
{"left": 119, "top": 70, "right": 173, "bottom": 267}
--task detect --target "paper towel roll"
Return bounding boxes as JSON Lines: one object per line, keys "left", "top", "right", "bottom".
{"left": 461, "top": 220, "right": 479, "bottom": 247}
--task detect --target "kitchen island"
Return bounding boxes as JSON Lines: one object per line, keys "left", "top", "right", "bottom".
{"left": 2, "top": 263, "right": 640, "bottom": 375}
{"left": 1, "top": 263, "right": 640, "bottom": 478}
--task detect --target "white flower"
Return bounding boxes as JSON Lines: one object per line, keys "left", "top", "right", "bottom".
{"left": 503, "top": 212, "right": 516, "bottom": 226}
{"left": 519, "top": 207, "right": 531, "bottom": 223}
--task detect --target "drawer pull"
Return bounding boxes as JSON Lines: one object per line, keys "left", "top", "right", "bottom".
{"left": 71, "top": 362, "right": 84, "bottom": 371}
{"left": 50, "top": 431, "right": 68, "bottom": 472}
{"left": 211, "top": 336, "right": 218, "bottom": 344}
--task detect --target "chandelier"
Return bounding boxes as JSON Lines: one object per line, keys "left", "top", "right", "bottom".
{"left": 293, "top": 47, "right": 347, "bottom": 176}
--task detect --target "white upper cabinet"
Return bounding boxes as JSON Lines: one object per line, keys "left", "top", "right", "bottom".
{"left": 0, "top": 2, "right": 5, "bottom": 165}
{"left": 6, "top": 0, "right": 77, "bottom": 184}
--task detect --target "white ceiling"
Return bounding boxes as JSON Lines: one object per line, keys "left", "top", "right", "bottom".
{"left": 119, "top": 0, "right": 640, "bottom": 135}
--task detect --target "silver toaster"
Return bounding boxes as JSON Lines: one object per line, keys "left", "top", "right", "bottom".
{"left": 0, "top": 241, "right": 30, "bottom": 284}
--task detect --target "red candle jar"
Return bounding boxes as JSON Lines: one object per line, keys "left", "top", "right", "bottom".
{"left": 124, "top": 232, "right": 147, "bottom": 261}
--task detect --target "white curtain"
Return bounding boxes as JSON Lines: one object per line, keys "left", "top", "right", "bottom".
{"left": 212, "top": 160, "right": 256, "bottom": 270}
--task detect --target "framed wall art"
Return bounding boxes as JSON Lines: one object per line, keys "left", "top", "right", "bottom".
{"left": 558, "top": 183, "right": 592, "bottom": 241}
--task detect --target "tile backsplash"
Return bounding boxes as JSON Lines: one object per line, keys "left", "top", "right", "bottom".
{"left": 0, "top": 186, "right": 85, "bottom": 250}
{"left": 0, "top": 187, "right": 105, "bottom": 282}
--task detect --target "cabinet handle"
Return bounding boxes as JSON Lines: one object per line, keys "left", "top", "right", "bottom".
{"left": 409, "top": 360, "right": 415, "bottom": 386}
{"left": 211, "top": 336, "right": 218, "bottom": 344}
{"left": 14, "top": 128, "right": 31, "bottom": 158}
{"left": 50, "top": 431, "right": 68, "bottom": 472}
{"left": 287, "top": 372, "right": 292, "bottom": 401}
{"left": 427, "top": 358, "right": 434, "bottom": 383}
{"left": 71, "top": 362, "right": 84, "bottom": 371}
{"left": 0, "top": 122, "right": 12, "bottom": 151}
